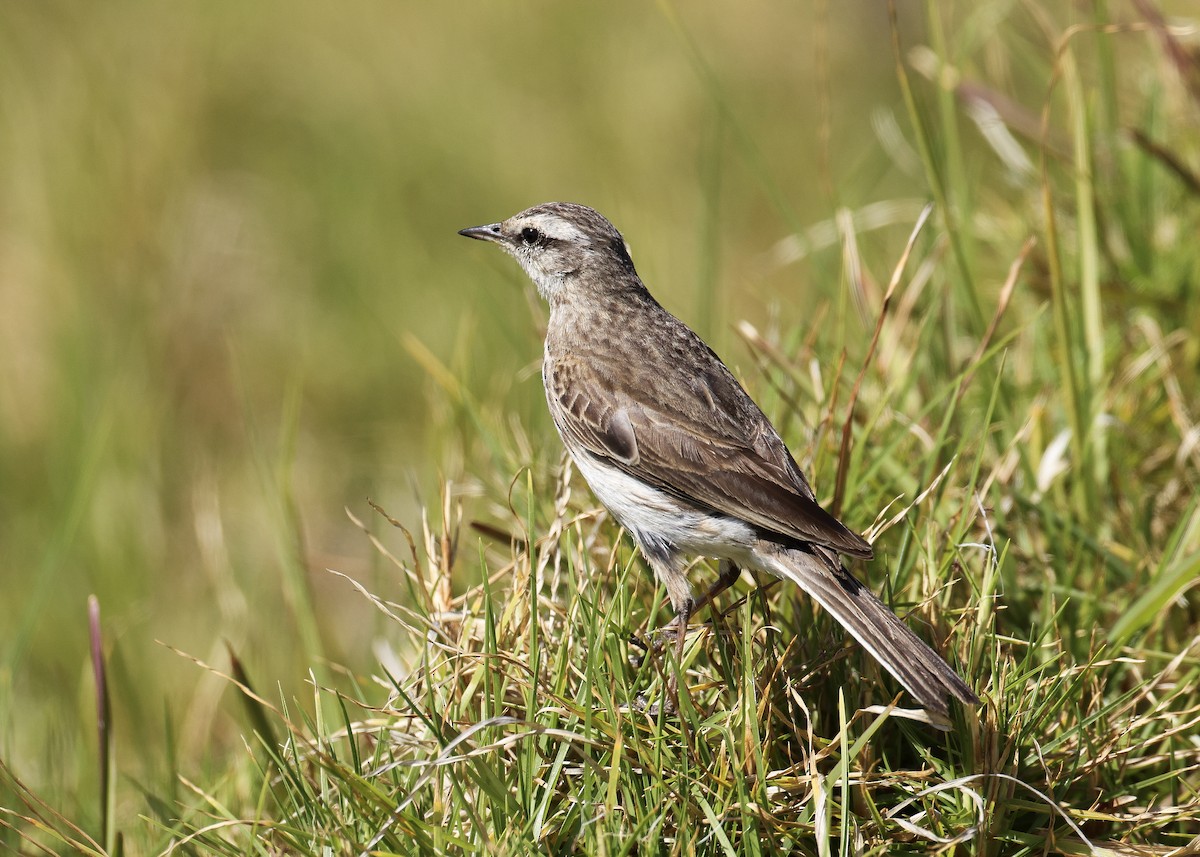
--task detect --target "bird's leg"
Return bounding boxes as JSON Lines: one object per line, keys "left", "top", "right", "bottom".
{"left": 676, "top": 561, "right": 740, "bottom": 649}
{"left": 655, "top": 561, "right": 740, "bottom": 712}
{"left": 630, "top": 595, "right": 693, "bottom": 716}
{"left": 628, "top": 561, "right": 739, "bottom": 672}
{"left": 630, "top": 548, "right": 702, "bottom": 714}
{"left": 691, "top": 559, "right": 742, "bottom": 616}
{"left": 664, "top": 596, "right": 694, "bottom": 713}
{"left": 659, "top": 562, "right": 745, "bottom": 714}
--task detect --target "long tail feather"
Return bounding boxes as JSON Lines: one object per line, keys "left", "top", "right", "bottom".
{"left": 760, "top": 545, "right": 979, "bottom": 719}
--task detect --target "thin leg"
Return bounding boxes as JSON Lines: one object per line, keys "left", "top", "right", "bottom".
{"left": 630, "top": 559, "right": 741, "bottom": 670}
{"left": 634, "top": 545, "right": 701, "bottom": 714}
{"left": 663, "top": 562, "right": 739, "bottom": 713}
{"left": 665, "top": 596, "right": 694, "bottom": 710}
{"left": 691, "top": 559, "right": 742, "bottom": 616}
{"left": 653, "top": 560, "right": 742, "bottom": 652}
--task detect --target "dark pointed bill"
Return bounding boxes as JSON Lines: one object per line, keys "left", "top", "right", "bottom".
{"left": 458, "top": 223, "right": 503, "bottom": 242}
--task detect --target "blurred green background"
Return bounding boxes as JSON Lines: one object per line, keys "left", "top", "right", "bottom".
{"left": 2, "top": 0, "right": 1195, "bottom": 831}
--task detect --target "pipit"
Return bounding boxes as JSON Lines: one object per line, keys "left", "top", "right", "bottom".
{"left": 460, "top": 202, "right": 978, "bottom": 721}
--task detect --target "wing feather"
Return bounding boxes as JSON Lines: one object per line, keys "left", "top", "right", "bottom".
{"left": 545, "top": 344, "right": 873, "bottom": 559}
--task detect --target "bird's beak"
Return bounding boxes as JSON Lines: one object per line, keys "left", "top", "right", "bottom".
{"left": 458, "top": 223, "right": 504, "bottom": 242}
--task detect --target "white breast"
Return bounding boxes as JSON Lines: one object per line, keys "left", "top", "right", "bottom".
{"left": 571, "top": 450, "right": 759, "bottom": 565}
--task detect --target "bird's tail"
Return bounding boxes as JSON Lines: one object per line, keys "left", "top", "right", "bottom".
{"left": 759, "top": 545, "right": 979, "bottom": 722}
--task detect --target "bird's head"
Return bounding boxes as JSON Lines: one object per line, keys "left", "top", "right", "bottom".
{"left": 459, "top": 202, "right": 639, "bottom": 302}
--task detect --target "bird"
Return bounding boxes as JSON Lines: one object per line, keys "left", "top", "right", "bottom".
{"left": 459, "top": 202, "right": 978, "bottom": 721}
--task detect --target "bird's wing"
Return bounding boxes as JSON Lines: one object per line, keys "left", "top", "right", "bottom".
{"left": 545, "top": 346, "right": 873, "bottom": 559}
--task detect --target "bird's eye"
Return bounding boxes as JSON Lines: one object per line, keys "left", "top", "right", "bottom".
{"left": 520, "top": 227, "right": 541, "bottom": 245}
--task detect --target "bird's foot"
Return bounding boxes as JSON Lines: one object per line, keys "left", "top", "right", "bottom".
{"left": 631, "top": 691, "right": 677, "bottom": 717}
{"left": 627, "top": 622, "right": 688, "bottom": 667}
{"left": 627, "top": 632, "right": 650, "bottom": 668}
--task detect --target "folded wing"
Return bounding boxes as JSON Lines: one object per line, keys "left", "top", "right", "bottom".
{"left": 545, "top": 346, "right": 873, "bottom": 559}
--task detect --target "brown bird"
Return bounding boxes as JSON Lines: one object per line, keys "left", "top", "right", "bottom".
{"left": 460, "top": 202, "right": 978, "bottom": 721}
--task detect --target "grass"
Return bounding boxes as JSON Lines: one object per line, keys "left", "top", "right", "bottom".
{"left": 3, "top": 1, "right": 1200, "bottom": 854}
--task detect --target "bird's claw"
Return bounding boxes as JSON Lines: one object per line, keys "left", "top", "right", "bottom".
{"left": 632, "top": 691, "right": 677, "bottom": 717}
{"left": 628, "top": 623, "right": 688, "bottom": 667}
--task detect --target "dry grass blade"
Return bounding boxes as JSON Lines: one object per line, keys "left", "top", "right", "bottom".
{"left": 886, "top": 773, "right": 1102, "bottom": 852}
{"left": 159, "top": 642, "right": 292, "bottom": 730}
{"left": 863, "top": 456, "right": 955, "bottom": 543}
{"left": 0, "top": 757, "right": 107, "bottom": 855}
{"left": 352, "top": 503, "right": 429, "bottom": 605}
{"left": 831, "top": 202, "right": 933, "bottom": 515}
{"left": 958, "top": 235, "right": 1035, "bottom": 399}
